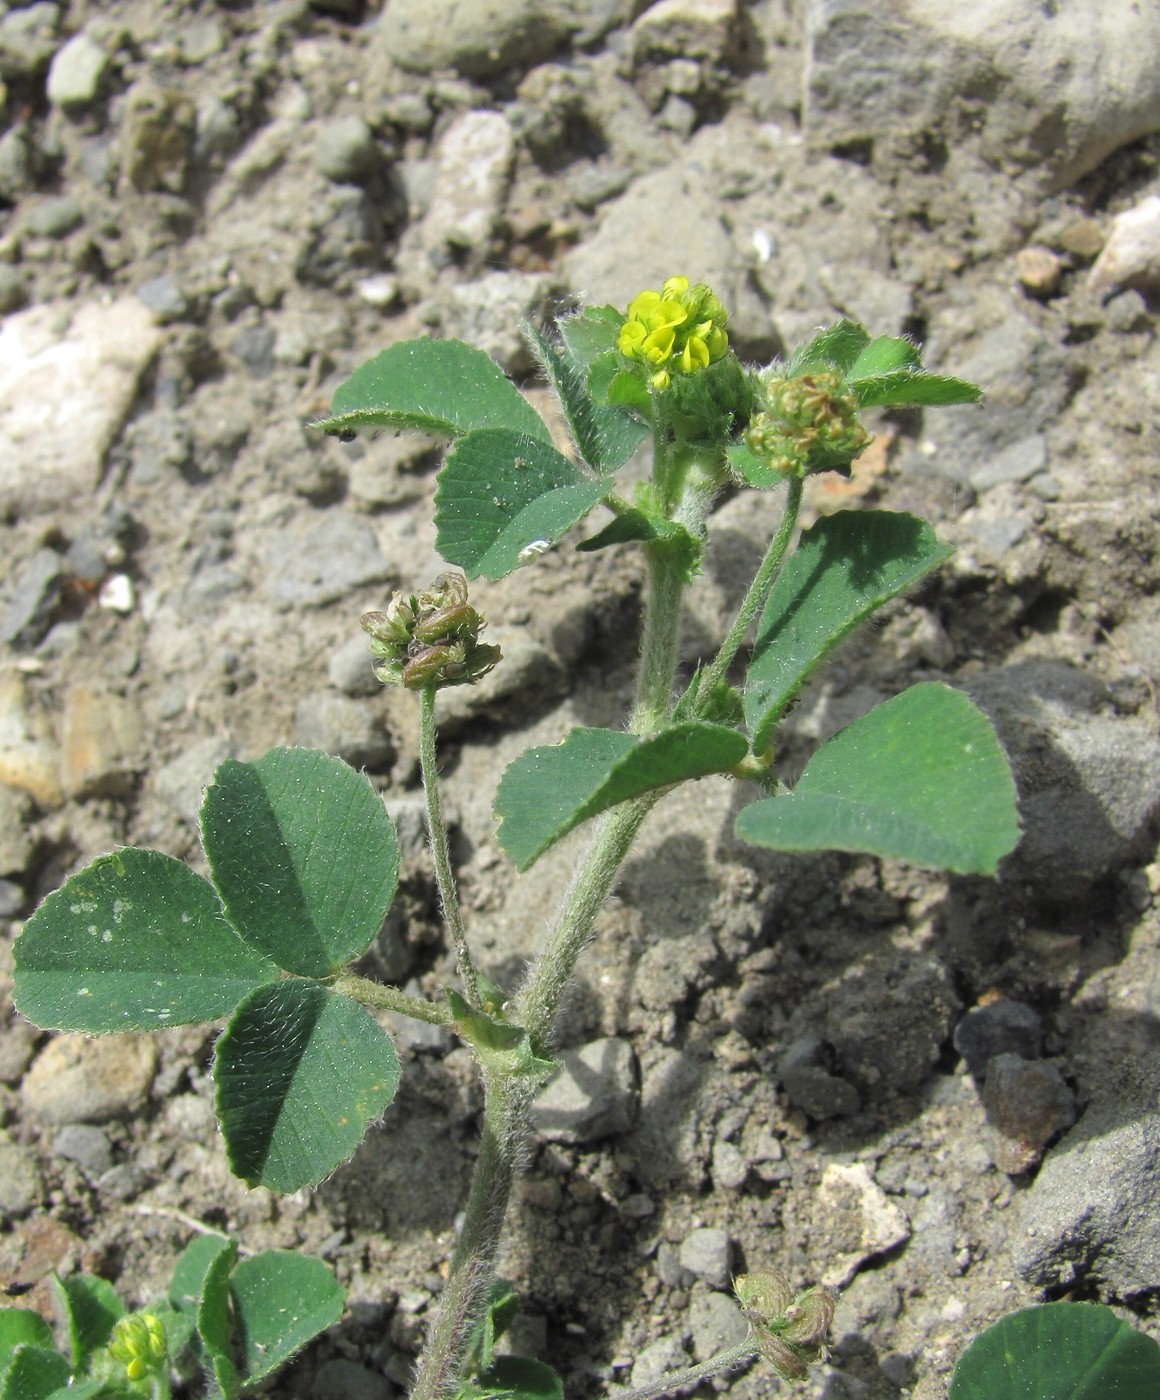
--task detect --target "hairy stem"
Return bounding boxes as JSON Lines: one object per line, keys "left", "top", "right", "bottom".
{"left": 412, "top": 419, "right": 703, "bottom": 1397}
{"left": 410, "top": 1077, "right": 529, "bottom": 1400}
{"left": 514, "top": 794, "right": 655, "bottom": 1054}
{"left": 419, "top": 684, "right": 481, "bottom": 1008}
{"left": 333, "top": 973, "right": 451, "bottom": 1026}
{"left": 611, "top": 1340, "right": 757, "bottom": 1400}
{"left": 691, "top": 473, "right": 803, "bottom": 707}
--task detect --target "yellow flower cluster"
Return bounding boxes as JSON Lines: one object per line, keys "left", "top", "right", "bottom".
{"left": 617, "top": 275, "right": 729, "bottom": 390}
{"left": 108, "top": 1313, "right": 167, "bottom": 1382}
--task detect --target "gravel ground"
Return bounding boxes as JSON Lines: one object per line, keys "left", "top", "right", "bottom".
{"left": 1, "top": 3, "right": 1159, "bottom": 1399}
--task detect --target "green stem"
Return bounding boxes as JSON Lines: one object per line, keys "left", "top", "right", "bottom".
{"left": 514, "top": 794, "right": 655, "bottom": 1053}
{"left": 333, "top": 972, "right": 451, "bottom": 1026}
{"left": 690, "top": 473, "right": 803, "bottom": 708}
{"left": 419, "top": 684, "right": 481, "bottom": 1009}
{"left": 410, "top": 1076, "right": 529, "bottom": 1400}
{"left": 611, "top": 1340, "right": 758, "bottom": 1400}
{"left": 410, "top": 418, "right": 705, "bottom": 1397}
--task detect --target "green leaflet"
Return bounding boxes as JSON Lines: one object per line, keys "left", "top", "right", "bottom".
{"left": 735, "top": 683, "right": 1020, "bottom": 875}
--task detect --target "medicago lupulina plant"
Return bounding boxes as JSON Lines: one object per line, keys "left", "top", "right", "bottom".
{"left": 13, "top": 277, "right": 1020, "bottom": 1400}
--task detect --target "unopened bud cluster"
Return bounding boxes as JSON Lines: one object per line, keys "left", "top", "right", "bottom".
{"left": 745, "top": 369, "right": 870, "bottom": 477}
{"left": 734, "top": 1271, "right": 836, "bottom": 1382}
{"left": 107, "top": 1312, "right": 167, "bottom": 1382}
{"left": 361, "top": 572, "right": 501, "bottom": 691}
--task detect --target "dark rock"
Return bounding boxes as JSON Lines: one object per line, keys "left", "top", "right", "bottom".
{"left": 981, "top": 1054, "right": 1076, "bottom": 1174}
{"left": 778, "top": 1034, "right": 862, "bottom": 1119}
{"left": 953, "top": 1000, "right": 1043, "bottom": 1078}
{"left": 0, "top": 548, "right": 62, "bottom": 648}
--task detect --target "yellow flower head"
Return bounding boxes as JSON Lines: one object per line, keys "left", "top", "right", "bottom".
{"left": 108, "top": 1313, "right": 167, "bottom": 1382}
{"left": 618, "top": 275, "right": 729, "bottom": 390}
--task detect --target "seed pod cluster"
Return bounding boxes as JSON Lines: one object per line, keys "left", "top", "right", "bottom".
{"left": 361, "top": 572, "right": 501, "bottom": 691}
{"left": 734, "top": 1270, "right": 837, "bottom": 1382}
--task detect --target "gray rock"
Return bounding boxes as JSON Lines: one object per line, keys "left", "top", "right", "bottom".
{"left": 312, "top": 1359, "right": 393, "bottom": 1400}
{"left": 0, "top": 1015, "right": 37, "bottom": 1083}
{"left": 329, "top": 633, "right": 382, "bottom": 697}
{"left": 1088, "top": 194, "right": 1160, "bottom": 297}
{"left": 630, "top": 1334, "right": 688, "bottom": 1390}
{"left": 656, "top": 1242, "right": 690, "bottom": 1288}
{"left": 264, "top": 512, "right": 393, "bottom": 609}
{"left": 46, "top": 31, "right": 109, "bottom": 108}
{"left": 968, "top": 661, "right": 1160, "bottom": 892}
{"left": 418, "top": 111, "right": 516, "bottom": 269}
{"left": 384, "top": 794, "right": 429, "bottom": 864}
{"left": 0, "top": 299, "right": 163, "bottom": 514}
{"left": 561, "top": 162, "right": 753, "bottom": 344}
{"left": 710, "top": 1139, "right": 748, "bottom": 1190}
{"left": 678, "top": 1227, "right": 731, "bottom": 1289}
{"left": 968, "top": 434, "right": 1048, "bottom": 493}
{"left": 0, "top": 879, "right": 23, "bottom": 916}
{"left": 376, "top": 0, "right": 574, "bottom": 79}
{"left": 804, "top": 0, "right": 1160, "bottom": 190}
{"left": 434, "top": 270, "right": 553, "bottom": 375}
{"left": 778, "top": 1033, "right": 862, "bottom": 1119}
{"left": 0, "top": 265, "right": 26, "bottom": 315}
{"left": 953, "top": 1000, "right": 1043, "bottom": 1078}
{"left": 982, "top": 1054, "right": 1076, "bottom": 1175}
{"left": 52, "top": 1123, "right": 114, "bottom": 1177}
{"left": 0, "top": 1140, "right": 42, "bottom": 1214}
{"left": 1014, "top": 1056, "right": 1160, "bottom": 1295}
{"left": 230, "top": 322, "right": 277, "bottom": 379}
{"left": 0, "top": 547, "right": 62, "bottom": 647}
{"left": 0, "top": 2, "right": 59, "bottom": 81}
{"left": 820, "top": 956, "right": 960, "bottom": 1097}
{"left": 292, "top": 692, "right": 393, "bottom": 771}
{"left": 136, "top": 274, "right": 189, "bottom": 324}
{"left": 152, "top": 737, "right": 234, "bottom": 825}
{"left": 22, "top": 1034, "right": 157, "bottom": 1125}
{"left": 0, "top": 782, "right": 35, "bottom": 876}
{"left": 23, "top": 194, "right": 84, "bottom": 238}
{"left": 688, "top": 1289, "right": 749, "bottom": 1362}
{"left": 530, "top": 1036, "right": 638, "bottom": 1143}
{"left": 432, "top": 630, "right": 562, "bottom": 733}
{"left": 315, "top": 116, "right": 379, "bottom": 184}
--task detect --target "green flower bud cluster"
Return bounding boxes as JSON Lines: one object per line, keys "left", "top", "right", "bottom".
{"left": 361, "top": 572, "right": 501, "bottom": 691}
{"left": 745, "top": 368, "right": 871, "bottom": 478}
{"left": 617, "top": 275, "right": 729, "bottom": 391}
{"left": 107, "top": 1313, "right": 167, "bottom": 1383}
{"left": 734, "top": 1271, "right": 836, "bottom": 1382}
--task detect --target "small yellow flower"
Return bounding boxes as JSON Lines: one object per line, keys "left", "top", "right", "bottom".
{"left": 108, "top": 1313, "right": 167, "bottom": 1382}
{"left": 618, "top": 275, "right": 729, "bottom": 389}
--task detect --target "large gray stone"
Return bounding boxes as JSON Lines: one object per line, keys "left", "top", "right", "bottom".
{"left": 530, "top": 1036, "right": 638, "bottom": 1143}
{"left": 1014, "top": 1056, "right": 1160, "bottom": 1296}
{"left": 804, "top": 0, "right": 1160, "bottom": 189}
{"left": 377, "top": 0, "right": 574, "bottom": 78}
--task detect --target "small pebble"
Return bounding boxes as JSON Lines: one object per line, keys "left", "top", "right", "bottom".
{"left": 52, "top": 1123, "right": 114, "bottom": 1177}
{"left": 982, "top": 1053, "right": 1077, "bottom": 1175}
{"left": 0, "top": 548, "right": 62, "bottom": 648}
{"left": 678, "top": 1227, "right": 731, "bottom": 1289}
{"left": 689, "top": 1290, "right": 748, "bottom": 1362}
{"left": 1089, "top": 194, "right": 1160, "bottom": 296}
{"left": 292, "top": 691, "right": 393, "bottom": 771}
{"left": 953, "top": 999, "right": 1043, "bottom": 1078}
{"left": 0, "top": 1140, "right": 43, "bottom": 1214}
{"left": 23, "top": 194, "right": 84, "bottom": 239}
{"left": 329, "top": 633, "right": 381, "bottom": 697}
{"left": 312, "top": 1360, "right": 394, "bottom": 1400}
{"left": 47, "top": 33, "right": 109, "bottom": 109}
{"left": 1016, "top": 245, "right": 1062, "bottom": 298}
{"left": 136, "top": 274, "right": 189, "bottom": 323}
{"left": 314, "top": 115, "right": 379, "bottom": 184}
